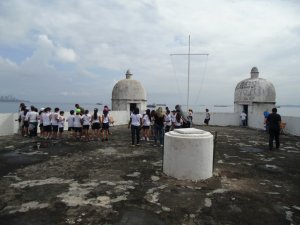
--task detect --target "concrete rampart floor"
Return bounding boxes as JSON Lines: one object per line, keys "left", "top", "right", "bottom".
{"left": 0, "top": 125, "right": 299, "bottom": 225}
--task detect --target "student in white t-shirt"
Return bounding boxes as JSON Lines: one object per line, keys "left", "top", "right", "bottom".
{"left": 142, "top": 109, "right": 151, "bottom": 141}
{"left": 42, "top": 107, "right": 52, "bottom": 139}
{"left": 50, "top": 107, "right": 60, "bottom": 139}
{"left": 91, "top": 108, "right": 101, "bottom": 140}
{"left": 26, "top": 106, "right": 39, "bottom": 137}
{"left": 170, "top": 110, "right": 177, "bottom": 131}
{"left": 82, "top": 110, "right": 91, "bottom": 141}
{"left": 73, "top": 109, "right": 82, "bottom": 139}
{"left": 164, "top": 109, "right": 172, "bottom": 133}
{"left": 101, "top": 109, "right": 110, "bottom": 142}
{"left": 66, "top": 110, "right": 75, "bottom": 138}
{"left": 128, "top": 107, "right": 142, "bottom": 146}
{"left": 58, "top": 111, "right": 65, "bottom": 139}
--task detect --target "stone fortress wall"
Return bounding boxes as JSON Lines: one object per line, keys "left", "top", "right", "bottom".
{"left": 1, "top": 111, "right": 299, "bottom": 136}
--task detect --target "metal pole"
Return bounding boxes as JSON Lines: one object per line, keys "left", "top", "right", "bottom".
{"left": 187, "top": 35, "right": 190, "bottom": 112}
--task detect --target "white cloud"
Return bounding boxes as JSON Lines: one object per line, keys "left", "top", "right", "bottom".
{"left": 0, "top": 0, "right": 299, "bottom": 105}
{"left": 56, "top": 47, "right": 78, "bottom": 63}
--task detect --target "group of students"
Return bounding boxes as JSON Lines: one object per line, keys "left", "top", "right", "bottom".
{"left": 128, "top": 106, "right": 194, "bottom": 147}
{"left": 18, "top": 103, "right": 112, "bottom": 141}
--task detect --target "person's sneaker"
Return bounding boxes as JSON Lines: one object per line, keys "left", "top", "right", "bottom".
{"left": 160, "top": 145, "right": 164, "bottom": 147}
{"left": 130, "top": 144, "right": 135, "bottom": 147}
{"left": 136, "top": 143, "right": 140, "bottom": 146}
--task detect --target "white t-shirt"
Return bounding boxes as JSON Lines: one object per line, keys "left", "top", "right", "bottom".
{"left": 91, "top": 113, "right": 100, "bottom": 123}
{"left": 102, "top": 114, "right": 110, "bottom": 124}
{"left": 26, "top": 111, "right": 39, "bottom": 123}
{"left": 165, "top": 114, "right": 172, "bottom": 126}
{"left": 131, "top": 113, "right": 142, "bottom": 126}
{"left": 82, "top": 114, "right": 91, "bottom": 125}
{"left": 240, "top": 112, "right": 247, "bottom": 120}
{"left": 170, "top": 113, "right": 176, "bottom": 123}
{"left": 58, "top": 116, "right": 65, "bottom": 128}
{"left": 42, "top": 112, "right": 51, "bottom": 126}
{"left": 205, "top": 112, "right": 210, "bottom": 120}
{"left": 51, "top": 112, "right": 59, "bottom": 126}
{"left": 175, "top": 118, "right": 183, "bottom": 127}
{"left": 142, "top": 114, "right": 150, "bottom": 126}
{"left": 67, "top": 115, "right": 75, "bottom": 128}
{"left": 74, "top": 114, "right": 82, "bottom": 128}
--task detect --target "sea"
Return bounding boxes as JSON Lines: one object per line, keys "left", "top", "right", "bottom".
{"left": 0, "top": 102, "right": 300, "bottom": 117}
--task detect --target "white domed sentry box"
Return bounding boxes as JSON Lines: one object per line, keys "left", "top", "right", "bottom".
{"left": 234, "top": 67, "right": 276, "bottom": 129}
{"left": 112, "top": 70, "right": 147, "bottom": 113}
{"left": 163, "top": 128, "right": 214, "bottom": 181}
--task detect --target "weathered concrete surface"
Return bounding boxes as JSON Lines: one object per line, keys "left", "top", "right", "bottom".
{"left": 0, "top": 125, "right": 299, "bottom": 225}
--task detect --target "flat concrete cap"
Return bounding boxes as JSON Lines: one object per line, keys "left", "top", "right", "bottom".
{"left": 167, "top": 128, "right": 212, "bottom": 138}
{"left": 174, "top": 128, "right": 206, "bottom": 134}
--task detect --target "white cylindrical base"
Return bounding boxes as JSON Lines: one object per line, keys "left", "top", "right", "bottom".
{"left": 163, "top": 128, "right": 214, "bottom": 181}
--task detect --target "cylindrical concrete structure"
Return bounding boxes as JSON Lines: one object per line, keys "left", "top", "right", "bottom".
{"left": 163, "top": 128, "right": 214, "bottom": 181}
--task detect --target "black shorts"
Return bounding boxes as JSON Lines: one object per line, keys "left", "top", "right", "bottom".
{"left": 74, "top": 127, "right": 82, "bottom": 133}
{"left": 204, "top": 119, "right": 210, "bottom": 124}
{"left": 39, "top": 123, "right": 43, "bottom": 128}
{"left": 102, "top": 123, "right": 109, "bottom": 130}
{"left": 59, "top": 127, "right": 64, "bottom": 133}
{"left": 43, "top": 125, "right": 52, "bottom": 132}
{"left": 52, "top": 125, "right": 58, "bottom": 132}
{"left": 83, "top": 125, "right": 90, "bottom": 130}
{"left": 23, "top": 121, "right": 29, "bottom": 128}
{"left": 142, "top": 126, "right": 150, "bottom": 130}
{"left": 92, "top": 123, "right": 101, "bottom": 130}
{"left": 68, "top": 127, "right": 74, "bottom": 131}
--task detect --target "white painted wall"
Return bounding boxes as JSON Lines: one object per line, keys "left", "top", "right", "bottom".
{"left": 281, "top": 116, "right": 300, "bottom": 136}
{"left": 193, "top": 112, "right": 240, "bottom": 126}
{"left": 0, "top": 113, "right": 18, "bottom": 136}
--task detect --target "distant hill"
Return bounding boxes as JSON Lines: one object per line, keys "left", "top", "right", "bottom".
{"left": 0, "top": 95, "right": 29, "bottom": 102}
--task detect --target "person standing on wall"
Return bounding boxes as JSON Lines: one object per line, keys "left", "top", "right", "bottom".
{"left": 266, "top": 108, "right": 281, "bottom": 151}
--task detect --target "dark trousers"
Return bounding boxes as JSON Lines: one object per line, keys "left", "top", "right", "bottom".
{"left": 269, "top": 129, "right": 280, "bottom": 150}
{"left": 154, "top": 124, "right": 164, "bottom": 145}
{"left": 29, "top": 122, "right": 38, "bottom": 137}
{"left": 165, "top": 125, "right": 171, "bottom": 133}
{"left": 131, "top": 125, "right": 140, "bottom": 145}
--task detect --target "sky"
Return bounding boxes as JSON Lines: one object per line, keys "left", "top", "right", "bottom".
{"left": 0, "top": 0, "right": 299, "bottom": 108}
